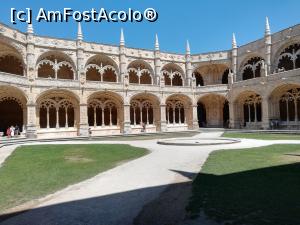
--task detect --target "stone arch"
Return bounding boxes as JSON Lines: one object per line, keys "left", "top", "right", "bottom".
{"left": 130, "top": 93, "right": 160, "bottom": 132}
{"left": 274, "top": 41, "right": 300, "bottom": 72}
{"left": 0, "top": 85, "right": 28, "bottom": 135}
{"left": 0, "top": 41, "right": 25, "bottom": 76}
{"left": 197, "top": 94, "right": 228, "bottom": 128}
{"left": 161, "top": 63, "right": 185, "bottom": 86}
{"left": 234, "top": 90, "right": 262, "bottom": 129}
{"left": 239, "top": 56, "right": 264, "bottom": 80}
{"left": 165, "top": 94, "right": 193, "bottom": 129}
{"left": 193, "top": 63, "right": 229, "bottom": 85}
{"left": 85, "top": 54, "right": 119, "bottom": 82}
{"left": 36, "top": 51, "right": 76, "bottom": 80}
{"left": 36, "top": 89, "right": 80, "bottom": 133}
{"left": 127, "top": 60, "right": 154, "bottom": 85}
{"left": 268, "top": 83, "right": 300, "bottom": 128}
{"left": 87, "top": 91, "right": 123, "bottom": 134}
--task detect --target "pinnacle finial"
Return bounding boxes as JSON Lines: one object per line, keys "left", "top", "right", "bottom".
{"left": 27, "top": 23, "right": 34, "bottom": 34}
{"left": 155, "top": 34, "right": 159, "bottom": 51}
{"left": 77, "top": 22, "right": 83, "bottom": 40}
{"left": 120, "top": 28, "right": 125, "bottom": 46}
{"left": 232, "top": 33, "right": 237, "bottom": 48}
{"left": 265, "top": 17, "right": 271, "bottom": 36}
{"left": 186, "top": 40, "right": 191, "bottom": 55}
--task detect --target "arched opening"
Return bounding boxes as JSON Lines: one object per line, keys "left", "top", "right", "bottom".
{"left": 194, "top": 71, "right": 204, "bottom": 86}
{"left": 0, "top": 99, "right": 23, "bottom": 135}
{"left": 140, "top": 71, "right": 152, "bottom": 84}
{"left": 87, "top": 92, "right": 123, "bottom": 135}
{"left": 161, "top": 63, "right": 185, "bottom": 87}
{"left": 85, "top": 54, "right": 119, "bottom": 82}
{"left": 37, "top": 52, "right": 75, "bottom": 80}
{"left": 172, "top": 73, "right": 183, "bottom": 86}
{"left": 57, "top": 64, "right": 74, "bottom": 80}
{"left": 234, "top": 91, "right": 262, "bottom": 129}
{"left": 36, "top": 90, "right": 79, "bottom": 138}
{"left": 163, "top": 72, "right": 171, "bottom": 85}
{"left": 103, "top": 68, "right": 117, "bottom": 82}
{"left": 38, "top": 62, "right": 55, "bottom": 79}
{"left": 222, "top": 69, "right": 229, "bottom": 84}
{"left": 194, "top": 64, "right": 229, "bottom": 85}
{"left": 268, "top": 84, "right": 300, "bottom": 129}
{"left": 197, "top": 101, "right": 206, "bottom": 127}
{"left": 279, "top": 88, "right": 300, "bottom": 124}
{"left": 127, "top": 60, "right": 154, "bottom": 85}
{"left": 198, "top": 94, "right": 228, "bottom": 128}
{"left": 242, "top": 57, "right": 263, "bottom": 80}
{"left": 277, "top": 43, "right": 300, "bottom": 72}
{"left": 223, "top": 100, "right": 229, "bottom": 128}
{"left": 39, "top": 98, "right": 75, "bottom": 129}
{"left": 130, "top": 94, "right": 160, "bottom": 133}
{"left": 0, "top": 55, "right": 24, "bottom": 76}
{"left": 86, "top": 67, "right": 101, "bottom": 81}
{"left": 129, "top": 70, "right": 139, "bottom": 84}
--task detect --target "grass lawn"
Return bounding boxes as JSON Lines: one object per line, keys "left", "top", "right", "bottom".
{"left": 186, "top": 144, "right": 300, "bottom": 225}
{"left": 0, "top": 144, "right": 148, "bottom": 212}
{"left": 223, "top": 132, "right": 300, "bottom": 140}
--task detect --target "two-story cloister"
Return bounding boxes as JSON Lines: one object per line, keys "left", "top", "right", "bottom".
{"left": 0, "top": 18, "right": 300, "bottom": 138}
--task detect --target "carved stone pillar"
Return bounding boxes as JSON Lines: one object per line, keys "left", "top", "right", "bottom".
{"left": 160, "top": 104, "right": 167, "bottom": 132}
{"left": 123, "top": 104, "right": 131, "bottom": 133}
{"left": 229, "top": 101, "right": 237, "bottom": 129}
{"left": 192, "top": 104, "right": 198, "bottom": 129}
{"left": 79, "top": 103, "right": 89, "bottom": 136}
{"left": 262, "top": 98, "right": 270, "bottom": 129}
{"left": 26, "top": 102, "right": 37, "bottom": 138}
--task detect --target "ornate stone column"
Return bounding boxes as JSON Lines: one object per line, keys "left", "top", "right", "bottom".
{"left": 79, "top": 102, "right": 89, "bottom": 136}
{"left": 123, "top": 103, "right": 131, "bottom": 133}
{"left": 26, "top": 101, "right": 37, "bottom": 138}
{"left": 192, "top": 104, "right": 198, "bottom": 129}
{"left": 262, "top": 97, "right": 270, "bottom": 129}
{"left": 229, "top": 100, "right": 237, "bottom": 128}
{"left": 160, "top": 103, "right": 167, "bottom": 131}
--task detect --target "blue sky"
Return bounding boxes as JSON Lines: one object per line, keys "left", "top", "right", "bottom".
{"left": 0, "top": 0, "right": 299, "bottom": 54}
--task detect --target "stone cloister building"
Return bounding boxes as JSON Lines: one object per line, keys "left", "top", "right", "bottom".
{"left": 0, "top": 18, "right": 300, "bottom": 138}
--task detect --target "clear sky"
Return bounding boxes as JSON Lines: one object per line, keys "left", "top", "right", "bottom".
{"left": 0, "top": 0, "right": 299, "bottom": 54}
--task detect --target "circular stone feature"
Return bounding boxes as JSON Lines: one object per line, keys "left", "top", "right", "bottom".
{"left": 157, "top": 138, "right": 240, "bottom": 146}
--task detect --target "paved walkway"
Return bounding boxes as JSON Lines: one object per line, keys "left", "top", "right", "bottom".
{"left": 1, "top": 132, "right": 300, "bottom": 225}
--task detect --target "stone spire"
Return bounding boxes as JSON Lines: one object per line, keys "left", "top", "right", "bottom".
{"left": 77, "top": 22, "right": 83, "bottom": 40}
{"left": 186, "top": 40, "right": 191, "bottom": 55}
{"left": 155, "top": 34, "right": 159, "bottom": 51}
{"left": 120, "top": 28, "right": 125, "bottom": 46}
{"left": 265, "top": 17, "right": 271, "bottom": 36}
{"left": 27, "top": 23, "right": 34, "bottom": 34}
{"left": 232, "top": 33, "right": 237, "bottom": 49}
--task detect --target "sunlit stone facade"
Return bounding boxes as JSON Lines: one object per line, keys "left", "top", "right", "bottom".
{"left": 0, "top": 18, "right": 300, "bottom": 138}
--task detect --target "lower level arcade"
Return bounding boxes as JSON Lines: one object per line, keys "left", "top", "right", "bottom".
{"left": 1, "top": 83, "right": 300, "bottom": 138}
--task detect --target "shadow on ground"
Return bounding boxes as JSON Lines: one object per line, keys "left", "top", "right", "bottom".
{"left": 186, "top": 162, "right": 300, "bottom": 225}
{"left": 0, "top": 170, "right": 196, "bottom": 225}
{"left": 1, "top": 163, "right": 300, "bottom": 225}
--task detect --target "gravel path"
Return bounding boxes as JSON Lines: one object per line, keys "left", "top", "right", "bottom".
{"left": 1, "top": 132, "right": 299, "bottom": 225}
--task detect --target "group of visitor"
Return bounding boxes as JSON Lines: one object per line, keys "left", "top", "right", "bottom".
{"left": 6, "top": 125, "right": 20, "bottom": 138}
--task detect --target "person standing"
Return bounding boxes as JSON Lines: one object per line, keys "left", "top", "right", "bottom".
{"left": 10, "top": 125, "right": 15, "bottom": 137}
{"left": 6, "top": 127, "right": 11, "bottom": 138}
{"left": 15, "top": 125, "right": 19, "bottom": 136}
